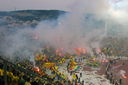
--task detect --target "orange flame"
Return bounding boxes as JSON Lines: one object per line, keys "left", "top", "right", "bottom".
{"left": 122, "top": 74, "right": 127, "bottom": 79}
{"left": 33, "top": 67, "right": 40, "bottom": 72}
{"left": 74, "top": 48, "right": 87, "bottom": 55}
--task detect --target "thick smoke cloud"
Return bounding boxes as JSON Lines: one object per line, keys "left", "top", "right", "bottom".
{"left": 0, "top": 13, "right": 105, "bottom": 58}
{"left": 34, "top": 13, "right": 105, "bottom": 55}
{"left": 0, "top": 0, "right": 128, "bottom": 61}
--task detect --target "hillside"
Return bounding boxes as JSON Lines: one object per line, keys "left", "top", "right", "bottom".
{"left": 0, "top": 10, "right": 128, "bottom": 57}
{"left": 0, "top": 10, "right": 66, "bottom": 27}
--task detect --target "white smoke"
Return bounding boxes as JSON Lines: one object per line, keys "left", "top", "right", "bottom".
{"left": 0, "top": 0, "right": 128, "bottom": 60}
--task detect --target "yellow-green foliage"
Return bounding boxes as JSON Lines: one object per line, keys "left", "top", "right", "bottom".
{"left": 86, "top": 60, "right": 100, "bottom": 67}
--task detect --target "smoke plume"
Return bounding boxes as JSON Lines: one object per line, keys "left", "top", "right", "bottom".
{"left": 0, "top": 0, "right": 128, "bottom": 61}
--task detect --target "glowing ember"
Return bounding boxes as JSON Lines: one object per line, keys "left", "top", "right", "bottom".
{"left": 74, "top": 48, "right": 87, "bottom": 55}
{"left": 33, "top": 67, "right": 40, "bottom": 72}
{"left": 122, "top": 74, "right": 127, "bottom": 79}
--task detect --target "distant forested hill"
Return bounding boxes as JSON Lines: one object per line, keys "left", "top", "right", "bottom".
{"left": 0, "top": 10, "right": 66, "bottom": 21}
{"left": 0, "top": 10, "right": 66, "bottom": 28}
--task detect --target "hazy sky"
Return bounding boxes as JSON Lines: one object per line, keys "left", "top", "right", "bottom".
{"left": 0, "top": 0, "right": 127, "bottom": 13}
{"left": 0, "top": 0, "right": 111, "bottom": 11}
{"left": 0, "top": 0, "right": 78, "bottom": 11}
